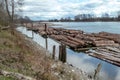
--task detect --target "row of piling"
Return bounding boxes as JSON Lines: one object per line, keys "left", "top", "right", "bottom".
{"left": 52, "top": 44, "right": 67, "bottom": 63}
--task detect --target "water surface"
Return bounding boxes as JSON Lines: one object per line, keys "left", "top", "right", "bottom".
{"left": 51, "top": 22, "right": 120, "bottom": 34}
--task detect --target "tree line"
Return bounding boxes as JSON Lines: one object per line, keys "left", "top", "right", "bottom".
{"left": 49, "top": 13, "right": 120, "bottom": 22}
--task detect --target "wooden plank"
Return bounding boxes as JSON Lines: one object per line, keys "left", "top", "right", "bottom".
{"left": 95, "top": 49, "right": 120, "bottom": 58}
{"left": 87, "top": 50, "right": 120, "bottom": 66}
{"left": 105, "top": 47, "right": 120, "bottom": 53}
{"left": 89, "top": 52, "right": 120, "bottom": 66}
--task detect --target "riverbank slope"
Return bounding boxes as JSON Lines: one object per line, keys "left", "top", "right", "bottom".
{"left": 0, "top": 27, "right": 92, "bottom": 80}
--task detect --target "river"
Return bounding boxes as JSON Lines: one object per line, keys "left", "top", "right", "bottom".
{"left": 17, "top": 22, "right": 120, "bottom": 80}
{"left": 51, "top": 22, "right": 120, "bottom": 34}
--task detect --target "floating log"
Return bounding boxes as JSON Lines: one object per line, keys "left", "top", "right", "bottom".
{"left": 98, "top": 32, "right": 120, "bottom": 44}
{"left": 96, "top": 48, "right": 120, "bottom": 58}
{"left": 93, "top": 40, "right": 119, "bottom": 47}
{"left": 87, "top": 49, "right": 120, "bottom": 66}
{"left": 39, "top": 31, "right": 47, "bottom": 36}
{"left": 105, "top": 47, "right": 120, "bottom": 53}
{"left": 60, "top": 41, "right": 77, "bottom": 48}
{"left": 50, "top": 35, "right": 66, "bottom": 41}
{"left": 25, "top": 23, "right": 120, "bottom": 66}
{"left": 68, "top": 30, "right": 83, "bottom": 34}
{"left": 75, "top": 47, "right": 97, "bottom": 51}
{"left": 66, "top": 36, "right": 85, "bottom": 45}
{"left": 89, "top": 53, "right": 120, "bottom": 66}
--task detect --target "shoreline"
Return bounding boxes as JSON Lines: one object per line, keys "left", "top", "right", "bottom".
{"left": 0, "top": 27, "right": 93, "bottom": 80}
{"left": 16, "top": 28, "right": 94, "bottom": 80}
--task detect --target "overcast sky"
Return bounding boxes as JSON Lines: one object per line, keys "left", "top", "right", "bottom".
{"left": 22, "top": 0, "right": 120, "bottom": 20}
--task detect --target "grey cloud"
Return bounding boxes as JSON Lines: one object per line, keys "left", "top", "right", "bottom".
{"left": 22, "top": 0, "right": 120, "bottom": 20}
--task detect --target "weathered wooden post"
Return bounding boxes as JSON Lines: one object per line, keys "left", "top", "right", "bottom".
{"left": 52, "top": 45, "right": 56, "bottom": 59}
{"left": 59, "top": 45, "right": 62, "bottom": 61}
{"left": 62, "top": 45, "right": 67, "bottom": 63}
{"left": 45, "top": 24, "right": 47, "bottom": 31}
{"left": 58, "top": 44, "right": 67, "bottom": 63}
{"left": 45, "top": 38, "right": 48, "bottom": 50}
{"left": 31, "top": 23, "right": 34, "bottom": 39}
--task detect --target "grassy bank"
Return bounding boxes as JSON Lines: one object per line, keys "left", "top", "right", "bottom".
{"left": 0, "top": 29, "right": 35, "bottom": 79}
{"left": 0, "top": 28, "right": 91, "bottom": 80}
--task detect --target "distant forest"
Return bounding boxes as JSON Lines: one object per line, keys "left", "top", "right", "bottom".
{"left": 49, "top": 13, "right": 120, "bottom": 22}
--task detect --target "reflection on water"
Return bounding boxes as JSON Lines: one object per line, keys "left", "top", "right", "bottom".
{"left": 17, "top": 27, "right": 120, "bottom": 80}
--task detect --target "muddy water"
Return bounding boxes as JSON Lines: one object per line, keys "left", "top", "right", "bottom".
{"left": 17, "top": 26, "right": 120, "bottom": 80}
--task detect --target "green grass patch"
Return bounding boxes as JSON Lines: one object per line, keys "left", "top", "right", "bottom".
{"left": 0, "top": 76, "right": 17, "bottom": 80}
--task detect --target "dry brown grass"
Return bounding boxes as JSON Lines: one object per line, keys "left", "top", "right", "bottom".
{"left": 0, "top": 29, "right": 91, "bottom": 80}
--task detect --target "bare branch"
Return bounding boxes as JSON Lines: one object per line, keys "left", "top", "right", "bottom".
{"left": 5, "top": 0, "right": 12, "bottom": 20}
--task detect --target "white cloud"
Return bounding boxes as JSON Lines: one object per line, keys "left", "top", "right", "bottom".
{"left": 22, "top": 0, "right": 120, "bottom": 20}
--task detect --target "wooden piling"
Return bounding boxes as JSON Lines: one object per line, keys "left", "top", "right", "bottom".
{"left": 58, "top": 44, "right": 67, "bottom": 63}
{"left": 62, "top": 45, "right": 67, "bottom": 63}
{"left": 52, "top": 45, "right": 56, "bottom": 59}
{"left": 45, "top": 38, "right": 48, "bottom": 50}
{"left": 32, "top": 31, "right": 34, "bottom": 39}
{"left": 31, "top": 23, "right": 34, "bottom": 39}
{"left": 45, "top": 24, "right": 47, "bottom": 31}
{"left": 59, "top": 45, "right": 62, "bottom": 61}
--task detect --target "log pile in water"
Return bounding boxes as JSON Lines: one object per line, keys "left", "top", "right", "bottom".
{"left": 25, "top": 23, "right": 120, "bottom": 67}
{"left": 97, "top": 32, "right": 120, "bottom": 44}
{"left": 86, "top": 46, "right": 120, "bottom": 66}
{"left": 28, "top": 26, "right": 120, "bottom": 49}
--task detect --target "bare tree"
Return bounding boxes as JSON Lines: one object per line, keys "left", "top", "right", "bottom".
{"left": 5, "top": 0, "right": 24, "bottom": 28}
{"left": 0, "top": 0, "right": 6, "bottom": 25}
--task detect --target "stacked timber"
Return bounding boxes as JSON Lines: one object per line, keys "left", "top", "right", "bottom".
{"left": 50, "top": 35, "right": 68, "bottom": 41}
{"left": 66, "top": 36, "right": 85, "bottom": 45}
{"left": 50, "top": 34, "right": 86, "bottom": 48}
{"left": 98, "top": 32, "right": 120, "bottom": 44}
{"left": 93, "top": 40, "right": 119, "bottom": 47}
{"left": 86, "top": 46, "right": 120, "bottom": 66}
{"left": 60, "top": 41, "right": 77, "bottom": 48}
{"left": 76, "top": 34, "right": 93, "bottom": 45}
{"left": 47, "top": 28, "right": 55, "bottom": 35}
{"left": 39, "top": 31, "right": 47, "bottom": 36}
{"left": 67, "top": 30, "right": 83, "bottom": 34}
{"left": 76, "top": 34, "right": 120, "bottom": 47}
{"left": 24, "top": 23, "right": 120, "bottom": 67}
{"left": 25, "top": 23, "right": 120, "bottom": 50}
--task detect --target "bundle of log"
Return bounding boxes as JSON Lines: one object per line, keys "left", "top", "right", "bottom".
{"left": 93, "top": 40, "right": 119, "bottom": 46}
{"left": 86, "top": 46, "right": 120, "bottom": 66}
{"left": 25, "top": 24, "right": 120, "bottom": 50}
{"left": 24, "top": 23, "right": 120, "bottom": 66}
{"left": 98, "top": 32, "right": 120, "bottom": 44}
